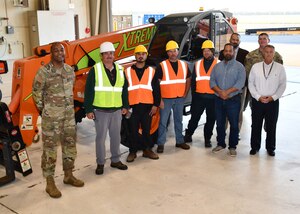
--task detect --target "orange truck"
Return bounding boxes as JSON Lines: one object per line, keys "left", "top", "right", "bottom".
{"left": 3, "top": 10, "right": 237, "bottom": 147}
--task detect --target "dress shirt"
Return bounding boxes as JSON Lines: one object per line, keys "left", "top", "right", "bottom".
{"left": 210, "top": 59, "right": 246, "bottom": 97}
{"left": 248, "top": 61, "right": 286, "bottom": 101}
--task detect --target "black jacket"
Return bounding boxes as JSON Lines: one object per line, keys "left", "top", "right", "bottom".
{"left": 219, "top": 47, "right": 249, "bottom": 66}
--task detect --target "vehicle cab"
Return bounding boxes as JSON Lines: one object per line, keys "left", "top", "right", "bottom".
{"left": 147, "top": 10, "right": 236, "bottom": 114}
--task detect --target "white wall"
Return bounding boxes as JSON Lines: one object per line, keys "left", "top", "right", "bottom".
{"left": 0, "top": 0, "right": 90, "bottom": 60}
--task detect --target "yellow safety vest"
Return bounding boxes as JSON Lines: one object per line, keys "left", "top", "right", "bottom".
{"left": 93, "top": 62, "right": 124, "bottom": 108}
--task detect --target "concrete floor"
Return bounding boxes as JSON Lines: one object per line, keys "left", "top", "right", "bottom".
{"left": 1, "top": 65, "right": 300, "bottom": 214}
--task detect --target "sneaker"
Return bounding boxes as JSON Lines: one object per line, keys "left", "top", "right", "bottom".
{"left": 143, "top": 149, "right": 159, "bottom": 160}
{"left": 95, "top": 164, "right": 104, "bottom": 175}
{"left": 212, "top": 146, "right": 225, "bottom": 153}
{"left": 175, "top": 143, "right": 190, "bottom": 150}
{"left": 229, "top": 149, "right": 237, "bottom": 157}
{"left": 156, "top": 145, "right": 164, "bottom": 153}
{"left": 126, "top": 152, "right": 137, "bottom": 162}
{"left": 110, "top": 161, "right": 128, "bottom": 170}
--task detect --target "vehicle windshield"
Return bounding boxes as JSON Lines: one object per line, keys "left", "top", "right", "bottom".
{"left": 147, "top": 24, "right": 189, "bottom": 65}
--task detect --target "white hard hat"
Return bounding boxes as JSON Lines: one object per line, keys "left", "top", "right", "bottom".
{"left": 99, "top": 42, "right": 115, "bottom": 53}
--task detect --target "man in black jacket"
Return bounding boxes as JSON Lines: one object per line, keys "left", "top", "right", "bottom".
{"left": 219, "top": 33, "right": 249, "bottom": 65}
{"left": 219, "top": 33, "right": 249, "bottom": 135}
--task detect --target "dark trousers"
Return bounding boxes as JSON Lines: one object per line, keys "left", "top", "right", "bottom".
{"left": 250, "top": 98, "right": 279, "bottom": 152}
{"left": 215, "top": 95, "right": 241, "bottom": 149}
{"left": 186, "top": 93, "right": 215, "bottom": 140}
{"left": 129, "top": 104, "right": 153, "bottom": 153}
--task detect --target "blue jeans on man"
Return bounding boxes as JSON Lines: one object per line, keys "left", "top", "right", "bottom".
{"left": 215, "top": 95, "right": 241, "bottom": 149}
{"left": 157, "top": 97, "right": 185, "bottom": 145}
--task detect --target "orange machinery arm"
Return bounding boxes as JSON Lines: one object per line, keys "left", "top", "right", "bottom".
{"left": 9, "top": 24, "right": 156, "bottom": 146}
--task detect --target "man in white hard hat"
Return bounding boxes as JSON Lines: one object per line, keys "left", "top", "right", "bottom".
{"left": 84, "top": 41, "right": 129, "bottom": 175}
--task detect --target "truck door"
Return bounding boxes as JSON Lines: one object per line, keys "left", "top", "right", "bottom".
{"left": 185, "top": 15, "right": 211, "bottom": 61}
{"left": 186, "top": 12, "right": 235, "bottom": 61}
{"left": 211, "top": 12, "right": 235, "bottom": 55}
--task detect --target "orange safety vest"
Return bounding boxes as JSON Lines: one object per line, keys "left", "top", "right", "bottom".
{"left": 160, "top": 60, "right": 187, "bottom": 98}
{"left": 125, "top": 66, "right": 154, "bottom": 105}
{"left": 195, "top": 58, "right": 218, "bottom": 94}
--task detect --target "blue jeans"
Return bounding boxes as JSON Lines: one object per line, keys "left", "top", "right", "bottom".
{"left": 215, "top": 95, "right": 241, "bottom": 149}
{"left": 157, "top": 97, "right": 185, "bottom": 145}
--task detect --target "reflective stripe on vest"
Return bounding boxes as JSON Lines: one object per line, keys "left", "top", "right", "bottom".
{"left": 125, "top": 66, "right": 154, "bottom": 105}
{"left": 195, "top": 58, "right": 218, "bottom": 94}
{"left": 93, "top": 62, "right": 124, "bottom": 108}
{"left": 160, "top": 60, "right": 187, "bottom": 98}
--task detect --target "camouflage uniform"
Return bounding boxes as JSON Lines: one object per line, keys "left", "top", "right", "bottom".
{"left": 244, "top": 48, "right": 283, "bottom": 109}
{"left": 32, "top": 62, "right": 77, "bottom": 178}
{"left": 245, "top": 48, "right": 283, "bottom": 77}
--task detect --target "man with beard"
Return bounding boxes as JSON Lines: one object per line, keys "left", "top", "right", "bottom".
{"left": 219, "top": 33, "right": 249, "bottom": 136}
{"left": 124, "top": 45, "right": 161, "bottom": 162}
{"left": 32, "top": 42, "right": 84, "bottom": 198}
{"left": 219, "top": 33, "right": 249, "bottom": 65}
{"left": 184, "top": 40, "right": 218, "bottom": 148}
{"left": 84, "top": 41, "right": 128, "bottom": 175}
{"left": 210, "top": 43, "right": 246, "bottom": 156}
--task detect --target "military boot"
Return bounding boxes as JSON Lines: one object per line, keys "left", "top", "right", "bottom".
{"left": 63, "top": 169, "right": 84, "bottom": 187}
{"left": 184, "top": 129, "right": 192, "bottom": 143}
{"left": 46, "top": 176, "right": 62, "bottom": 198}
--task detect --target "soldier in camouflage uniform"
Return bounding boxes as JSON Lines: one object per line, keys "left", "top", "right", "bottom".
{"left": 244, "top": 33, "right": 283, "bottom": 110}
{"left": 32, "top": 42, "right": 84, "bottom": 198}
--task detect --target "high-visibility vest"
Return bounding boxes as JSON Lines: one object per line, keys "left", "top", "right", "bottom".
{"left": 93, "top": 62, "right": 124, "bottom": 108}
{"left": 195, "top": 58, "right": 218, "bottom": 94}
{"left": 160, "top": 60, "right": 187, "bottom": 98}
{"left": 125, "top": 66, "right": 154, "bottom": 105}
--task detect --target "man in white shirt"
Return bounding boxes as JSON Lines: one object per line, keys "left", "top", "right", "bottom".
{"left": 248, "top": 45, "right": 286, "bottom": 156}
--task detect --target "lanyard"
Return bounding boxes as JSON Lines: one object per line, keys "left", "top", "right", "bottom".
{"left": 263, "top": 62, "right": 274, "bottom": 80}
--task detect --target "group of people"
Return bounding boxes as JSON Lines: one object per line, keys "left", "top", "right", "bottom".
{"left": 32, "top": 32, "right": 286, "bottom": 198}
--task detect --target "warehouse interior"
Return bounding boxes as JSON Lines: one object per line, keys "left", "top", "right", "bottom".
{"left": 1, "top": 0, "right": 300, "bottom": 214}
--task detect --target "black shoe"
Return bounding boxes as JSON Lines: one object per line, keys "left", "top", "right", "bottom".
{"left": 204, "top": 140, "right": 212, "bottom": 148}
{"left": 184, "top": 129, "right": 192, "bottom": 143}
{"left": 184, "top": 135, "right": 192, "bottom": 143}
{"left": 95, "top": 164, "right": 104, "bottom": 175}
{"left": 267, "top": 150, "right": 275, "bottom": 156}
{"left": 249, "top": 149, "right": 257, "bottom": 155}
{"left": 157, "top": 145, "right": 164, "bottom": 153}
{"left": 111, "top": 161, "right": 128, "bottom": 170}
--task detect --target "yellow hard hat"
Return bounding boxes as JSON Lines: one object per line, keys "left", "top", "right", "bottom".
{"left": 166, "top": 40, "right": 179, "bottom": 51}
{"left": 202, "top": 40, "right": 215, "bottom": 49}
{"left": 134, "top": 45, "right": 148, "bottom": 54}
